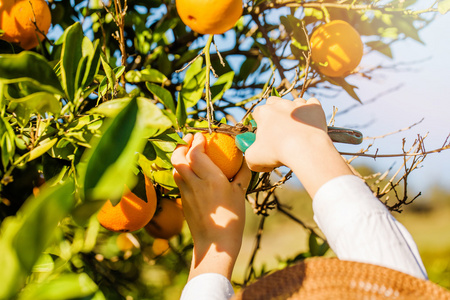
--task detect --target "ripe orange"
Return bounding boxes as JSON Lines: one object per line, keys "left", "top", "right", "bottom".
{"left": 152, "top": 238, "right": 170, "bottom": 257}
{"left": 97, "top": 176, "right": 157, "bottom": 232}
{"left": 310, "top": 20, "right": 364, "bottom": 78}
{"left": 116, "top": 233, "right": 140, "bottom": 252}
{"left": 176, "top": 0, "right": 243, "bottom": 35}
{"left": 145, "top": 198, "right": 184, "bottom": 240}
{"left": 202, "top": 132, "right": 243, "bottom": 179}
{"left": 0, "top": 0, "right": 52, "bottom": 50}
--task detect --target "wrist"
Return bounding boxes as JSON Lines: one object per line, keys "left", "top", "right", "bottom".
{"left": 279, "top": 130, "right": 330, "bottom": 166}
{"left": 189, "top": 242, "right": 240, "bottom": 280}
{"left": 282, "top": 133, "right": 353, "bottom": 198}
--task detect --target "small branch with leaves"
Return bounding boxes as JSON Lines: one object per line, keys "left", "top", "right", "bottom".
{"left": 103, "top": 0, "right": 128, "bottom": 85}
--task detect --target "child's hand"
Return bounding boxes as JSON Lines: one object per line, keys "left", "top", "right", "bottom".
{"left": 245, "top": 97, "right": 328, "bottom": 172}
{"left": 171, "top": 133, "right": 251, "bottom": 280}
{"left": 245, "top": 97, "right": 353, "bottom": 198}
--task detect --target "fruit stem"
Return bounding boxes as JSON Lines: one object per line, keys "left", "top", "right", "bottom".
{"left": 204, "top": 34, "right": 214, "bottom": 134}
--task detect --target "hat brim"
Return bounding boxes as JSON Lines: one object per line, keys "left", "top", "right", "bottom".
{"left": 233, "top": 258, "right": 450, "bottom": 300}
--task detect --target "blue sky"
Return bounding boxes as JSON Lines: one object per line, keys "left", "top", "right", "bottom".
{"left": 324, "top": 11, "right": 450, "bottom": 192}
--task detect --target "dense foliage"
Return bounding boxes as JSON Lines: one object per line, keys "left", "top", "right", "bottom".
{"left": 1, "top": 0, "right": 449, "bottom": 299}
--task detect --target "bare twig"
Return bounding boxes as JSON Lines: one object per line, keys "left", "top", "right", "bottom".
{"left": 244, "top": 216, "right": 266, "bottom": 285}
{"left": 103, "top": 0, "right": 128, "bottom": 85}
{"left": 364, "top": 119, "right": 424, "bottom": 140}
{"left": 240, "top": 77, "right": 275, "bottom": 122}
{"left": 213, "top": 38, "right": 226, "bottom": 67}
{"left": 28, "top": 0, "right": 54, "bottom": 46}
{"left": 175, "top": 50, "right": 205, "bottom": 73}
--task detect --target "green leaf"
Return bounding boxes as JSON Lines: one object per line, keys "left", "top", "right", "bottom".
{"left": 82, "top": 97, "right": 149, "bottom": 204}
{"left": 98, "top": 66, "right": 125, "bottom": 97}
{"left": 99, "top": 54, "right": 117, "bottom": 97}
{"left": 285, "top": 15, "right": 309, "bottom": 47}
{"left": 0, "top": 52, "right": 64, "bottom": 96}
{"left": 0, "top": 180, "right": 75, "bottom": 299}
{"left": 303, "top": 7, "right": 324, "bottom": 22}
{"left": 176, "top": 93, "right": 187, "bottom": 129}
{"left": 8, "top": 92, "right": 61, "bottom": 117}
{"left": 439, "top": 0, "right": 450, "bottom": 14}
{"left": 27, "top": 138, "right": 58, "bottom": 162}
{"left": 181, "top": 66, "right": 206, "bottom": 108}
{"left": 366, "top": 40, "right": 393, "bottom": 58}
{"left": 391, "top": 17, "right": 423, "bottom": 44}
{"left": 325, "top": 76, "right": 361, "bottom": 103}
{"left": 153, "top": 169, "right": 177, "bottom": 189}
{"left": 125, "top": 68, "right": 168, "bottom": 84}
{"left": 31, "top": 254, "right": 54, "bottom": 273}
{"left": 271, "top": 87, "right": 281, "bottom": 97}
{"left": 211, "top": 71, "right": 234, "bottom": 103}
{"left": 184, "top": 56, "right": 204, "bottom": 83}
{"left": 237, "top": 58, "right": 261, "bottom": 83}
{"left": 81, "top": 38, "right": 102, "bottom": 91}
{"left": 181, "top": 56, "right": 205, "bottom": 107}
{"left": 18, "top": 273, "right": 98, "bottom": 300}
{"left": 60, "top": 22, "right": 84, "bottom": 101}
{"left": 0, "top": 115, "right": 15, "bottom": 169}
{"left": 89, "top": 97, "right": 172, "bottom": 137}
{"left": 308, "top": 232, "right": 329, "bottom": 257}
{"left": 438, "top": 0, "right": 450, "bottom": 15}
{"left": 146, "top": 82, "right": 176, "bottom": 112}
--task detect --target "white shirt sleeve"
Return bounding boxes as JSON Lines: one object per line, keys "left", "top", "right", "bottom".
{"left": 180, "top": 273, "right": 234, "bottom": 300}
{"left": 313, "top": 175, "right": 428, "bottom": 280}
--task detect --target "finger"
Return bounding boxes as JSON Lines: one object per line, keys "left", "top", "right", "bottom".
{"left": 171, "top": 134, "right": 193, "bottom": 167}
{"left": 244, "top": 142, "right": 278, "bottom": 173}
{"left": 171, "top": 134, "right": 197, "bottom": 180}
{"left": 306, "top": 97, "right": 321, "bottom": 106}
{"left": 266, "top": 96, "right": 282, "bottom": 105}
{"left": 232, "top": 159, "right": 252, "bottom": 191}
{"left": 293, "top": 98, "right": 307, "bottom": 105}
{"left": 188, "top": 133, "right": 226, "bottom": 180}
{"left": 173, "top": 168, "right": 187, "bottom": 191}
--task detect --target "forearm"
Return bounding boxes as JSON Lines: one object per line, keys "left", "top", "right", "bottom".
{"left": 282, "top": 132, "right": 353, "bottom": 199}
{"left": 189, "top": 241, "right": 241, "bottom": 281}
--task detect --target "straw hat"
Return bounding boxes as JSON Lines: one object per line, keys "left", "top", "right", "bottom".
{"left": 233, "top": 258, "right": 450, "bottom": 300}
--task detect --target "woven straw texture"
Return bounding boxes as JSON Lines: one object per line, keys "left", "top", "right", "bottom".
{"left": 233, "top": 258, "right": 450, "bottom": 300}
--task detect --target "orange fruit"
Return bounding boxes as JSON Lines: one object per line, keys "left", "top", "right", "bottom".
{"left": 0, "top": 0, "right": 52, "bottom": 50}
{"left": 310, "top": 20, "right": 364, "bottom": 78}
{"left": 202, "top": 132, "right": 243, "bottom": 179}
{"left": 116, "top": 233, "right": 140, "bottom": 252}
{"left": 176, "top": 0, "right": 243, "bottom": 35}
{"left": 152, "top": 238, "right": 170, "bottom": 257}
{"left": 145, "top": 198, "right": 184, "bottom": 240}
{"left": 97, "top": 176, "right": 157, "bottom": 232}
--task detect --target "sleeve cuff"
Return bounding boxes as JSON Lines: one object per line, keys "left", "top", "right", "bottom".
{"left": 180, "top": 273, "right": 234, "bottom": 300}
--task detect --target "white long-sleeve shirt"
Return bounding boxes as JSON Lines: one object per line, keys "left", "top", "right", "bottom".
{"left": 180, "top": 175, "right": 428, "bottom": 300}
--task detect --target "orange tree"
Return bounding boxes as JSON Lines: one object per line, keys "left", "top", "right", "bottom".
{"left": 1, "top": 0, "right": 450, "bottom": 299}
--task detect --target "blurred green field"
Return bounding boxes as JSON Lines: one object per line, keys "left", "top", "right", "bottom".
{"left": 233, "top": 182, "right": 450, "bottom": 289}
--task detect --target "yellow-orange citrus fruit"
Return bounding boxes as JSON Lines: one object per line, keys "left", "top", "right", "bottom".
{"left": 202, "top": 132, "right": 243, "bottom": 179}
{"left": 310, "top": 20, "right": 364, "bottom": 78}
{"left": 176, "top": 0, "right": 243, "bottom": 35}
{"left": 116, "top": 233, "right": 140, "bottom": 252}
{"left": 145, "top": 198, "right": 184, "bottom": 240}
{"left": 0, "top": 0, "right": 52, "bottom": 50}
{"left": 152, "top": 238, "right": 170, "bottom": 256}
{"left": 97, "top": 176, "right": 157, "bottom": 232}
